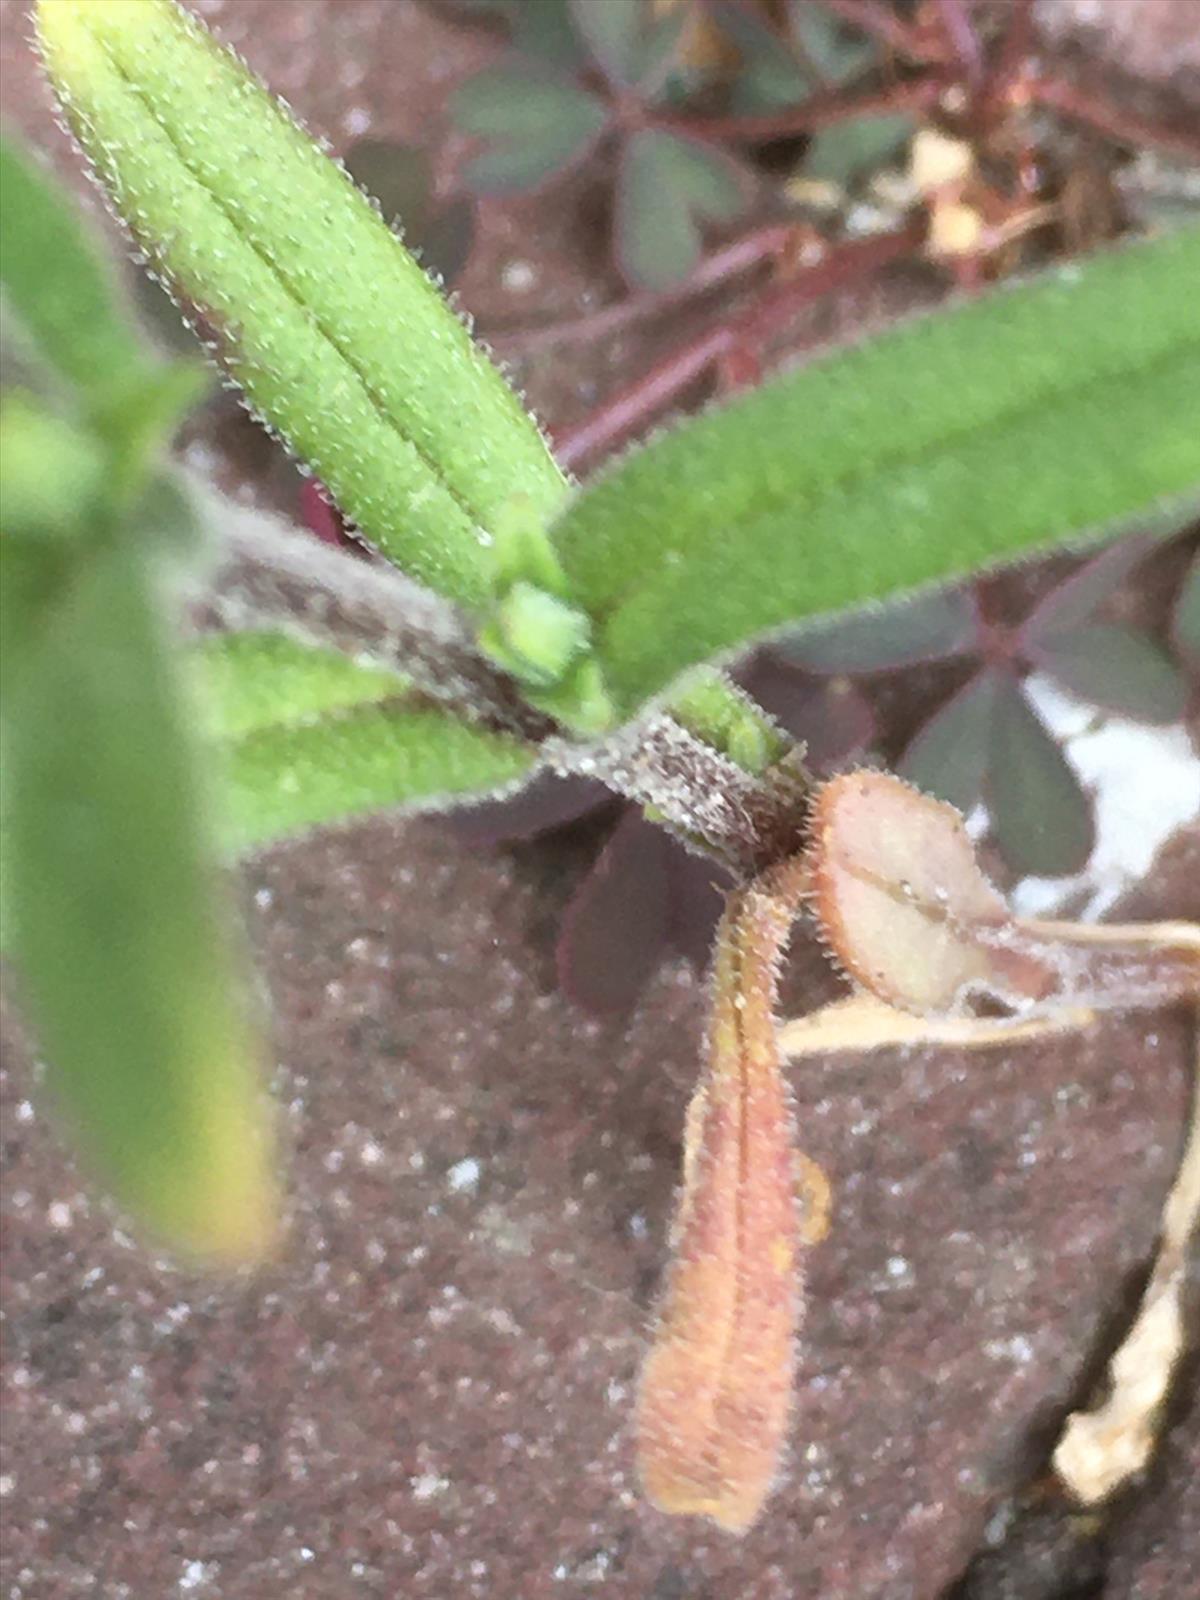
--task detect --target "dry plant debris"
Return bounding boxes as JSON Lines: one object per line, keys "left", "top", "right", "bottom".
{"left": 640, "top": 770, "right": 1199, "bottom": 1532}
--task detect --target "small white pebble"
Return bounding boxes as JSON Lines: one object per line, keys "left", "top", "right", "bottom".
{"left": 47, "top": 1201, "right": 72, "bottom": 1230}
{"left": 410, "top": 1472, "right": 450, "bottom": 1501}
{"left": 501, "top": 259, "right": 536, "bottom": 293}
{"left": 15, "top": 1101, "right": 34, "bottom": 1124}
{"left": 446, "top": 1158, "right": 481, "bottom": 1194}
{"left": 179, "top": 1560, "right": 212, "bottom": 1592}
{"left": 359, "top": 1139, "right": 384, "bottom": 1167}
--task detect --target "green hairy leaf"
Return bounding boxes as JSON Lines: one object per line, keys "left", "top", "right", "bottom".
{"left": 188, "top": 633, "right": 535, "bottom": 851}
{"left": 4, "top": 541, "right": 278, "bottom": 1264}
{"left": 219, "top": 700, "right": 537, "bottom": 853}
{"left": 0, "top": 133, "right": 153, "bottom": 403}
{"left": 549, "top": 228, "right": 1200, "bottom": 716}
{"left": 190, "top": 631, "right": 408, "bottom": 742}
{"left": 37, "top": 0, "right": 568, "bottom": 607}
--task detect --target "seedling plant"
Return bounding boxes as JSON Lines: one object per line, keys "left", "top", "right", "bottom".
{"left": 3, "top": 0, "right": 1199, "bottom": 1532}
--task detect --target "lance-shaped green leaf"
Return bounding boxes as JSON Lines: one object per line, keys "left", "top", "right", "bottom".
{"left": 190, "top": 632, "right": 537, "bottom": 852}
{"left": 0, "top": 133, "right": 154, "bottom": 404}
{"left": 5, "top": 540, "right": 279, "bottom": 1266}
{"left": 549, "top": 228, "right": 1200, "bottom": 716}
{"left": 36, "top": 0, "right": 568, "bottom": 607}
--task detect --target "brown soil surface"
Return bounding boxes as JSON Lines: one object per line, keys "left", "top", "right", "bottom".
{"left": 1, "top": 4, "right": 1197, "bottom": 1597}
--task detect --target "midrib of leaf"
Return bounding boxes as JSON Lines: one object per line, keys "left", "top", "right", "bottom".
{"left": 594, "top": 337, "right": 1200, "bottom": 704}
{"left": 96, "top": 43, "right": 485, "bottom": 534}
{"left": 552, "top": 229, "right": 1200, "bottom": 629}
{"left": 600, "top": 340, "right": 1188, "bottom": 626}
{"left": 39, "top": 0, "right": 569, "bottom": 608}
{"left": 216, "top": 695, "right": 536, "bottom": 853}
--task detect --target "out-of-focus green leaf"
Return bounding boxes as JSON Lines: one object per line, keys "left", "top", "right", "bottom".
{"left": 549, "top": 229, "right": 1200, "bottom": 717}
{"left": 0, "top": 394, "right": 106, "bottom": 540}
{"left": 712, "top": 0, "right": 810, "bottom": 112}
{"left": 900, "top": 669, "right": 997, "bottom": 815}
{"left": 615, "top": 130, "right": 751, "bottom": 291}
{"left": 569, "top": 0, "right": 643, "bottom": 86}
{"left": 788, "top": 0, "right": 877, "bottom": 84}
{"left": 987, "top": 677, "right": 1094, "bottom": 877}
{"left": 187, "top": 629, "right": 534, "bottom": 851}
{"left": 1031, "top": 623, "right": 1188, "bottom": 723}
{"left": 5, "top": 539, "right": 278, "bottom": 1264}
{"left": 0, "top": 133, "right": 152, "bottom": 402}
{"left": 220, "top": 701, "right": 537, "bottom": 852}
{"left": 453, "top": 65, "right": 608, "bottom": 193}
{"left": 37, "top": 0, "right": 568, "bottom": 607}
{"left": 779, "top": 584, "right": 977, "bottom": 671}
{"left": 190, "top": 631, "right": 407, "bottom": 742}
{"left": 1173, "top": 551, "right": 1200, "bottom": 669}
{"left": 803, "top": 112, "right": 915, "bottom": 186}
{"left": 451, "top": 0, "right": 583, "bottom": 68}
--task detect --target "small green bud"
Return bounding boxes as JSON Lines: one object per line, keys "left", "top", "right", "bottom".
{"left": 480, "top": 581, "right": 592, "bottom": 688}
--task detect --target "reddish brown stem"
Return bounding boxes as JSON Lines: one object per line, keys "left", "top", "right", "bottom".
{"left": 933, "top": 0, "right": 983, "bottom": 84}
{"left": 490, "top": 223, "right": 799, "bottom": 357}
{"left": 553, "top": 221, "right": 923, "bottom": 473}
{"left": 821, "top": 0, "right": 947, "bottom": 63}
{"left": 673, "top": 73, "right": 945, "bottom": 145}
{"left": 985, "top": 0, "right": 1035, "bottom": 100}
{"left": 1022, "top": 72, "right": 1200, "bottom": 163}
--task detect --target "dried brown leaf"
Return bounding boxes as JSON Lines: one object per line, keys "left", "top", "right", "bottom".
{"left": 636, "top": 857, "right": 807, "bottom": 1533}
{"left": 809, "top": 772, "right": 1200, "bottom": 1017}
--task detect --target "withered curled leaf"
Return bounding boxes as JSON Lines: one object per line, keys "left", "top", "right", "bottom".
{"left": 809, "top": 771, "right": 1200, "bottom": 1016}
{"left": 637, "top": 857, "right": 808, "bottom": 1533}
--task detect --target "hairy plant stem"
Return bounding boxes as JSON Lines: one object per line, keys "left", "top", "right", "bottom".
{"left": 181, "top": 475, "right": 556, "bottom": 743}
{"left": 183, "top": 480, "right": 811, "bottom": 876}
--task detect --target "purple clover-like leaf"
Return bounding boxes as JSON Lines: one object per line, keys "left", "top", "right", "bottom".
{"left": 666, "top": 847, "right": 734, "bottom": 973}
{"left": 803, "top": 111, "right": 916, "bottom": 187}
{"left": 557, "top": 809, "right": 674, "bottom": 1018}
{"left": 987, "top": 675, "right": 1094, "bottom": 878}
{"left": 1018, "top": 532, "right": 1159, "bottom": 641}
{"left": 900, "top": 668, "right": 997, "bottom": 815}
{"left": 710, "top": 0, "right": 812, "bottom": 112}
{"left": 1029, "top": 623, "right": 1188, "bottom": 723}
{"left": 786, "top": 0, "right": 878, "bottom": 85}
{"left": 614, "top": 129, "right": 753, "bottom": 291}
{"left": 778, "top": 585, "right": 978, "bottom": 673}
{"left": 434, "top": 0, "right": 585, "bottom": 69}
{"left": 1171, "top": 549, "right": 1200, "bottom": 673}
{"left": 740, "top": 654, "right": 876, "bottom": 768}
{"left": 569, "top": 0, "right": 641, "bottom": 87}
{"left": 446, "top": 769, "right": 613, "bottom": 848}
{"left": 452, "top": 65, "right": 609, "bottom": 195}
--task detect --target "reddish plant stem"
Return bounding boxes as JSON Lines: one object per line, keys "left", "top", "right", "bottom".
{"left": 553, "top": 221, "right": 923, "bottom": 473}
{"left": 490, "top": 222, "right": 799, "bottom": 356}
{"left": 985, "top": 0, "right": 1035, "bottom": 100}
{"left": 1021, "top": 72, "right": 1200, "bottom": 163}
{"left": 933, "top": 0, "right": 983, "bottom": 85}
{"left": 670, "top": 73, "right": 946, "bottom": 145}
{"left": 820, "top": 0, "right": 947, "bottom": 63}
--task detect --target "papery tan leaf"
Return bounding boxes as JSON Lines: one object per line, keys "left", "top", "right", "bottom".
{"left": 778, "top": 993, "right": 1096, "bottom": 1057}
{"left": 1055, "top": 1032, "right": 1200, "bottom": 1503}
{"left": 637, "top": 857, "right": 807, "bottom": 1534}
{"left": 808, "top": 770, "right": 1051, "bottom": 1013}
{"left": 809, "top": 773, "right": 1200, "bottom": 1017}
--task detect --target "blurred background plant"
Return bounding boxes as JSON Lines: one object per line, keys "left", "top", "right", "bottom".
{"left": 0, "top": 138, "right": 278, "bottom": 1263}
